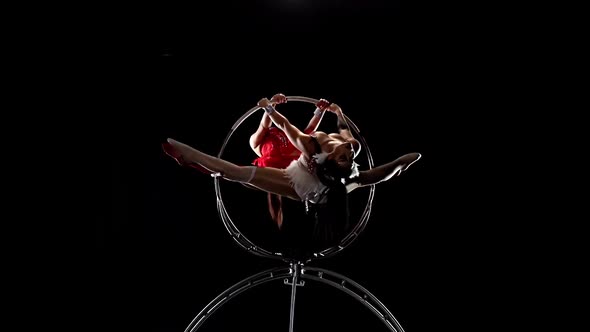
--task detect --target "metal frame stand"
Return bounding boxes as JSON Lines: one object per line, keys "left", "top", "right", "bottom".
{"left": 183, "top": 262, "right": 405, "bottom": 332}
{"left": 284, "top": 262, "right": 305, "bottom": 332}
{"left": 182, "top": 95, "right": 406, "bottom": 331}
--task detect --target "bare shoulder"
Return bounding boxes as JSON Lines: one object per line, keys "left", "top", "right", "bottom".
{"left": 313, "top": 131, "right": 329, "bottom": 138}
{"left": 328, "top": 132, "right": 360, "bottom": 145}
{"left": 328, "top": 132, "right": 361, "bottom": 156}
{"left": 296, "top": 133, "right": 319, "bottom": 158}
{"left": 327, "top": 132, "right": 346, "bottom": 140}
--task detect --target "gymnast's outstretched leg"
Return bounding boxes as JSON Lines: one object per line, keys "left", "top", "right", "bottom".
{"left": 163, "top": 138, "right": 300, "bottom": 201}
{"left": 346, "top": 152, "right": 422, "bottom": 192}
{"left": 397, "top": 152, "right": 422, "bottom": 172}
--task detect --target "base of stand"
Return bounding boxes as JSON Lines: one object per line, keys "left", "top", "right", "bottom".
{"left": 183, "top": 262, "right": 405, "bottom": 332}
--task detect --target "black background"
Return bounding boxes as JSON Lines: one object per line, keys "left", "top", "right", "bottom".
{"left": 48, "top": 1, "right": 517, "bottom": 331}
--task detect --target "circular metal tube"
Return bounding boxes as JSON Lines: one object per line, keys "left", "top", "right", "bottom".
{"left": 214, "top": 96, "right": 376, "bottom": 262}
{"left": 184, "top": 267, "right": 292, "bottom": 332}
{"left": 184, "top": 265, "right": 405, "bottom": 331}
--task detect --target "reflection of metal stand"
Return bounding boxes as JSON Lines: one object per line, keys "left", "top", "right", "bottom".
{"left": 285, "top": 262, "right": 304, "bottom": 332}
{"left": 183, "top": 261, "right": 405, "bottom": 332}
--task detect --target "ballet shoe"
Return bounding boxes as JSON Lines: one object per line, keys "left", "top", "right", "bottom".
{"left": 162, "top": 142, "right": 214, "bottom": 175}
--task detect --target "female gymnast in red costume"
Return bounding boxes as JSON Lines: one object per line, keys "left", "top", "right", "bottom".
{"left": 162, "top": 94, "right": 421, "bottom": 244}
{"left": 248, "top": 93, "right": 330, "bottom": 229}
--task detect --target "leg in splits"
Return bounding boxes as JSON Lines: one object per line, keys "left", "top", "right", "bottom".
{"left": 164, "top": 138, "right": 301, "bottom": 201}
{"left": 346, "top": 152, "right": 422, "bottom": 192}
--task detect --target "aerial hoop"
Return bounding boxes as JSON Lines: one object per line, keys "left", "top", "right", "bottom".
{"left": 213, "top": 96, "right": 376, "bottom": 262}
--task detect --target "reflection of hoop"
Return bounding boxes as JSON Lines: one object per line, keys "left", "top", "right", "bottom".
{"left": 183, "top": 264, "right": 405, "bottom": 332}
{"left": 215, "top": 96, "right": 376, "bottom": 262}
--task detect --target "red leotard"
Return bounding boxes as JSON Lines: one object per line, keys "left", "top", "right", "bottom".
{"left": 252, "top": 127, "right": 300, "bottom": 169}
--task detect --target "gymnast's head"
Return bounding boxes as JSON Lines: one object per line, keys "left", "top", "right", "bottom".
{"left": 316, "top": 141, "right": 359, "bottom": 187}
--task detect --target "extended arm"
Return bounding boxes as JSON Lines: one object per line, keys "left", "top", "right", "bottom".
{"left": 249, "top": 112, "right": 273, "bottom": 156}
{"left": 302, "top": 98, "right": 330, "bottom": 134}
{"left": 257, "top": 97, "right": 316, "bottom": 157}
{"left": 327, "top": 103, "right": 361, "bottom": 156}
{"left": 249, "top": 94, "right": 293, "bottom": 155}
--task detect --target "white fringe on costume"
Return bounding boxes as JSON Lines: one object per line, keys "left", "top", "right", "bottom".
{"left": 284, "top": 154, "right": 329, "bottom": 204}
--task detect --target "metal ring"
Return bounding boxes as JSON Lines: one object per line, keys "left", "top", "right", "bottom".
{"left": 183, "top": 265, "right": 404, "bottom": 332}
{"left": 214, "top": 96, "right": 376, "bottom": 262}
